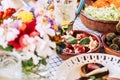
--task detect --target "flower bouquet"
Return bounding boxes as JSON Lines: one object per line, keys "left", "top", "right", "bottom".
{"left": 0, "top": 6, "right": 57, "bottom": 79}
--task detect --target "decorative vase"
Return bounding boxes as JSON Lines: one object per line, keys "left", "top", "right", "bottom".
{"left": 0, "top": 51, "right": 22, "bottom": 80}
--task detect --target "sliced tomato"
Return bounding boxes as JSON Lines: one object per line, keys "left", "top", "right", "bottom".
{"left": 63, "top": 48, "right": 72, "bottom": 53}
{"left": 66, "top": 43, "right": 74, "bottom": 50}
{"left": 74, "top": 44, "right": 85, "bottom": 53}
{"left": 80, "top": 33, "right": 88, "bottom": 38}
{"left": 85, "top": 47, "right": 90, "bottom": 52}
{"left": 87, "top": 63, "right": 100, "bottom": 70}
{"left": 76, "top": 33, "right": 88, "bottom": 40}
{"left": 92, "top": 36, "right": 97, "bottom": 41}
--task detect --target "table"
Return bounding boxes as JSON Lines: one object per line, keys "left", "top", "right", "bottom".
{"left": 49, "top": 17, "right": 103, "bottom": 80}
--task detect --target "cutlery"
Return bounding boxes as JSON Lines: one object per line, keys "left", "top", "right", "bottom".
{"left": 67, "top": 0, "right": 85, "bottom": 33}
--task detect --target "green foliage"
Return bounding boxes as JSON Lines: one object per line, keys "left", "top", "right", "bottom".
{"left": 22, "top": 58, "right": 34, "bottom": 74}
{"left": 41, "top": 58, "right": 47, "bottom": 66}
{"left": 0, "top": 45, "right": 13, "bottom": 52}
{"left": 22, "top": 57, "right": 48, "bottom": 75}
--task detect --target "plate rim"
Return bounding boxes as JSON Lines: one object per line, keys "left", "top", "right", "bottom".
{"left": 55, "top": 53, "right": 120, "bottom": 80}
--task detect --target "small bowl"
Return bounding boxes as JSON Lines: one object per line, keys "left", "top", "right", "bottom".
{"left": 80, "top": 0, "right": 119, "bottom": 32}
{"left": 57, "top": 30, "right": 101, "bottom": 60}
{"left": 101, "top": 32, "right": 120, "bottom": 57}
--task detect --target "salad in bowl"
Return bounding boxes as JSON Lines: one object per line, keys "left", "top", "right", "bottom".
{"left": 80, "top": 0, "right": 120, "bottom": 32}
{"left": 54, "top": 30, "right": 101, "bottom": 60}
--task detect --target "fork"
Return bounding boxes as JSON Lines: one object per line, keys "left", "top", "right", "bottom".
{"left": 67, "top": 0, "right": 85, "bottom": 33}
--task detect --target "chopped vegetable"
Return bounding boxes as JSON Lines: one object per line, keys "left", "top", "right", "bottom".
{"left": 92, "top": 0, "right": 120, "bottom": 8}
{"left": 84, "top": 4, "right": 120, "bottom": 20}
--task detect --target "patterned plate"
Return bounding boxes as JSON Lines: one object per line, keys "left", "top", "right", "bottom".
{"left": 55, "top": 53, "right": 120, "bottom": 80}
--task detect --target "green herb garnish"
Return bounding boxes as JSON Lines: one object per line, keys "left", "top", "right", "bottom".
{"left": 66, "top": 37, "right": 77, "bottom": 44}
{"left": 79, "top": 37, "right": 90, "bottom": 45}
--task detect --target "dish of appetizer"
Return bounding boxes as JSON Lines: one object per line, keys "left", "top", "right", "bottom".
{"left": 101, "top": 21, "right": 120, "bottom": 57}
{"left": 78, "top": 63, "right": 109, "bottom": 80}
{"left": 55, "top": 53, "right": 120, "bottom": 80}
{"left": 55, "top": 30, "right": 101, "bottom": 60}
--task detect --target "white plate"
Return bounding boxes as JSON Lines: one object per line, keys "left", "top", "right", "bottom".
{"left": 55, "top": 53, "right": 120, "bottom": 80}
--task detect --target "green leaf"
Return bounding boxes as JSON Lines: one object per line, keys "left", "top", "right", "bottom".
{"left": 0, "top": 45, "right": 13, "bottom": 51}
{"left": 79, "top": 37, "right": 90, "bottom": 45}
{"left": 41, "top": 58, "right": 47, "bottom": 65}
{"left": 22, "top": 58, "right": 34, "bottom": 71}
{"left": 66, "top": 37, "right": 77, "bottom": 44}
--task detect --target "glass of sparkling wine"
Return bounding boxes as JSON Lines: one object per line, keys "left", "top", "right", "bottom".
{"left": 54, "top": 0, "right": 77, "bottom": 24}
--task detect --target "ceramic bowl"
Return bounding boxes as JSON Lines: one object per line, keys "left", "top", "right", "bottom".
{"left": 80, "top": 0, "right": 119, "bottom": 32}
{"left": 101, "top": 32, "right": 120, "bottom": 57}
{"left": 57, "top": 30, "right": 101, "bottom": 60}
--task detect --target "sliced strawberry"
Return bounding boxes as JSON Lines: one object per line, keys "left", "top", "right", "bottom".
{"left": 87, "top": 63, "right": 100, "bottom": 70}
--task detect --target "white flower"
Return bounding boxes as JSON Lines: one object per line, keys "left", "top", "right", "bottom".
{"left": 21, "top": 44, "right": 39, "bottom": 65}
{"left": 3, "top": 18, "right": 14, "bottom": 24}
{"left": 42, "top": 34, "right": 56, "bottom": 48}
{"left": 20, "top": 35, "right": 36, "bottom": 59}
{"left": 36, "top": 16, "right": 55, "bottom": 37}
{"left": 35, "top": 39, "right": 49, "bottom": 58}
{"left": 6, "top": 28, "right": 19, "bottom": 41}
{"left": 0, "top": 26, "right": 19, "bottom": 48}
{"left": 21, "top": 34, "right": 55, "bottom": 65}
{"left": 20, "top": 35, "right": 54, "bottom": 65}
{"left": 35, "top": 19, "right": 56, "bottom": 57}
{"left": 35, "top": 20, "right": 56, "bottom": 44}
